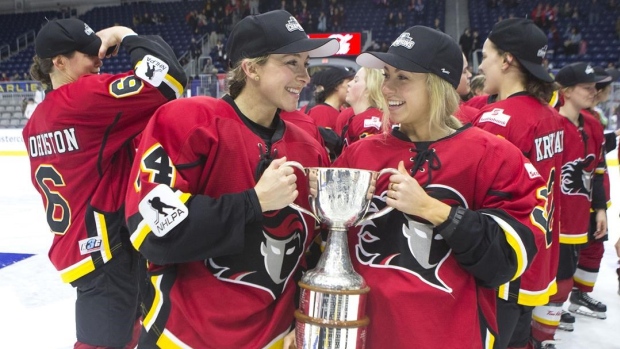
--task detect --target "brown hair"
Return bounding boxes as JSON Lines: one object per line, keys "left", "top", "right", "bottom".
{"left": 226, "top": 55, "right": 269, "bottom": 99}
{"left": 29, "top": 56, "right": 53, "bottom": 89}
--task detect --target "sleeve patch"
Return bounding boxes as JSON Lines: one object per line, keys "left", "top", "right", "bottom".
{"left": 524, "top": 162, "right": 541, "bottom": 179}
{"left": 363, "top": 116, "right": 382, "bottom": 130}
{"left": 139, "top": 184, "right": 188, "bottom": 237}
{"left": 478, "top": 108, "right": 511, "bottom": 127}
{"left": 135, "top": 55, "right": 169, "bottom": 87}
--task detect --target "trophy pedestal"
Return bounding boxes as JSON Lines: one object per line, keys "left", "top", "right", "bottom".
{"left": 295, "top": 230, "right": 369, "bottom": 349}
{"left": 295, "top": 282, "right": 369, "bottom": 349}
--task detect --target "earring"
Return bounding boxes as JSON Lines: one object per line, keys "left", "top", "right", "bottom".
{"left": 254, "top": 76, "right": 260, "bottom": 81}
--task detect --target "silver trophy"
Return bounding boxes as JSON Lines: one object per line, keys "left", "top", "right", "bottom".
{"left": 283, "top": 162, "right": 397, "bottom": 349}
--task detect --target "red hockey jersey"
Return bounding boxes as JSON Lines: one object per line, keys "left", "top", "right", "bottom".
{"left": 306, "top": 102, "right": 339, "bottom": 129}
{"left": 22, "top": 35, "right": 186, "bottom": 283}
{"left": 333, "top": 125, "right": 545, "bottom": 349}
{"left": 473, "top": 94, "right": 564, "bottom": 305}
{"left": 340, "top": 107, "right": 383, "bottom": 150}
{"left": 558, "top": 113, "right": 606, "bottom": 245}
{"left": 125, "top": 95, "right": 329, "bottom": 348}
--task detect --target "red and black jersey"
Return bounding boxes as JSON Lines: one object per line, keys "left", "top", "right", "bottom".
{"left": 306, "top": 102, "right": 339, "bottom": 129}
{"left": 340, "top": 107, "right": 383, "bottom": 151}
{"left": 558, "top": 113, "right": 606, "bottom": 245}
{"left": 22, "top": 35, "right": 186, "bottom": 283}
{"left": 334, "top": 107, "right": 354, "bottom": 135}
{"left": 455, "top": 102, "right": 479, "bottom": 124}
{"left": 333, "top": 125, "right": 545, "bottom": 349}
{"left": 464, "top": 94, "right": 497, "bottom": 109}
{"left": 125, "top": 95, "right": 329, "bottom": 348}
{"left": 473, "top": 94, "right": 564, "bottom": 305}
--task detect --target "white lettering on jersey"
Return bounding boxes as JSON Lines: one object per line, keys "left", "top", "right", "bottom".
{"left": 363, "top": 116, "right": 382, "bottom": 130}
{"left": 534, "top": 130, "right": 564, "bottom": 162}
{"left": 478, "top": 108, "right": 511, "bottom": 127}
{"left": 78, "top": 236, "right": 102, "bottom": 255}
{"left": 28, "top": 127, "right": 79, "bottom": 158}
{"left": 139, "top": 184, "right": 188, "bottom": 237}
{"left": 135, "top": 55, "right": 169, "bottom": 87}
{"left": 525, "top": 162, "right": 541, "bottom": 179}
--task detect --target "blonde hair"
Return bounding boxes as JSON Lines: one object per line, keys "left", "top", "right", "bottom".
{"left": 363, "top": 68, "right": 387, "bottom": 110}
{"left": 381, "top": 73, "right": 462, "bottom": 133}
{"left": 226, "top": 55, "right": 269, "bottom": 98}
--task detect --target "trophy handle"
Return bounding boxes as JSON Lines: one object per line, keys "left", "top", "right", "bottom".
{"left": 281, "top": 161, "right": 320, "bottom": 222}
{"left": 355, "top": 167, "right": 400, "bottom": 226}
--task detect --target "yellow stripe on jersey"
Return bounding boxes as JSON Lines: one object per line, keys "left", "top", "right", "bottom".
{"left": 143, "top": 274, "right": 164, "bottom": 332}
{"left": 60, "top": 256, "right": 95, "bottom": 283}
{"left": 485, "top": 329, "right": 495, "bottom": 349}
{"left": 163, "top": 74, "right": 184, "bottom": 99}
{"left": 263, "top": 330, "right": 288, "bottom": 349}
{"left": 517, "top": 279, "right": 557, "bottom": 306}
{"left": 93, "top": 211, "right": 112, "bottom": 263}
{"left": 559, "top": 232, "right": 588, "bottom": 245}
{"left": 484, "top": 214, "right": 528, "bottom": 281}
{"left": 156, "top": 329, "right": 192, "bottom": 349}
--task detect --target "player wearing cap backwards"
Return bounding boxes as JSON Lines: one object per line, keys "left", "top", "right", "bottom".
{"left": 470, "top": 18, "right": 564, "bottom": 349}
{"left": 22, "top": 18, "right": 186, "bottom": 349}
{"left": 530, "top": 62, "right": 609, "bottom": 349}
{"left": 124, "top": 10, "right": 338, "bottom": 348}
{"left": 332, "top": 25, "right": 545, "bottom": 349}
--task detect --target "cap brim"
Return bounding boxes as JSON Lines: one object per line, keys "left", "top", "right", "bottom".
{"left": 79, "top": 37, "right": 103, "bottom": 57}
{"left": 518, "top": 59, "right": 554, "bottom": 83}
{"left": 594, "top": 73, "right": 611, "bottom": 83}
{"left": 356, "top": 51, "right": 428, "bottom": 74}
{"left": 273, "top": 37, "right": 340, "bottom": 57}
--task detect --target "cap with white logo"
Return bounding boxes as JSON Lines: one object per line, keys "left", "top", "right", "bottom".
{"left": 35, "top": 18, "right": 114, "bottom": 58}
{"left": 356, "top": 26, "right": 462, "bottom": 88}
{"left": 225, "top": 10, "right": 339, "bottom": 68}
{"left": 555, "top": 62, "right": 610, "bottom": 87}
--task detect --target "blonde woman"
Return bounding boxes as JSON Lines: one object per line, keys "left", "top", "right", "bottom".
{"left": 333, "top": 25, "right": 547, "bottom": 348}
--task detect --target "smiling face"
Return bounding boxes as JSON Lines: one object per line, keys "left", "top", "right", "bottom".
{"left": 254, "top": 53, "right": 311, "bottom": 112}
{"left": 381, "top": 65, "right": 430, "bottom": 128}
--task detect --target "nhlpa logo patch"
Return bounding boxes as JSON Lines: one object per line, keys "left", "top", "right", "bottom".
{"left": 363, "top": 116, "right": 382, "bottom": 130}
{"left": 139, "top": 184, "right": 188, "bottom": 237}
{"left": 478, "top": 108, "right": 511, "bottom": 127}
{"left": 78, "top": 237, "right": 102, "bottom": 255}
{"left": 135, "top": 55, "right": 169, "bottom": 87}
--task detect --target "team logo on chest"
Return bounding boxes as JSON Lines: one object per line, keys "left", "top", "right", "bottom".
{"left": 561, "top": 154, "right": 595, "bottom": 198}
{"left": 356, "top": 185, "right": 467, "bottom": 292}
{"left": 207, "top": 207, "right": 308, "bottom": 299}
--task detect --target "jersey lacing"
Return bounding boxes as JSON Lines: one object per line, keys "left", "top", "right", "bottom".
{"left": 410, "top": 147, "right": 440, "bottom": 187}
{"left": 255, "top": 143, "right": 279, "bottom": 180}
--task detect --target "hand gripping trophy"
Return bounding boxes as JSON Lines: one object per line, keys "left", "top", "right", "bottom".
{"left": 284, "top": 162, "right": 397, "bottom": 349}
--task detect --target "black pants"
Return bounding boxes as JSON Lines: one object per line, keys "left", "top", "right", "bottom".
{"left": 72, "top": 246, "right": 142, "bottom": 347}
{"left": 495, "top": 299, "right": 534, "bottom": 349}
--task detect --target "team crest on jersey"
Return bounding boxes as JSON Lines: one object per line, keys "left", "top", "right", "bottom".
{"left": 356, "top": 185, "right": 467, "bottom": 292}
{"left": 561, "top": 154, "right": 595, "bottom": 198}
{"left": 135, "top": 55, "right": 169, "bottom": 87}
{"left": 478, "top": 108, "right": 511, "bottom": 127}
{"left": 206, "top": 206, "right": 308, "bottom": 299}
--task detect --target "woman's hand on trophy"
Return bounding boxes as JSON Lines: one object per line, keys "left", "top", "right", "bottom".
{"left": 386, "top": 161, "right": 451, "bottom": 226}
{"left": 283, "top": 328, "right": 297, "bottom": 349}
{"left": 255, "top": 157, "right": 299, "bottom": 212}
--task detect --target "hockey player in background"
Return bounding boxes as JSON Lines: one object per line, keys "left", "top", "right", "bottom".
{"left": 22, "top": 18, "right": 186, "bottom": 349}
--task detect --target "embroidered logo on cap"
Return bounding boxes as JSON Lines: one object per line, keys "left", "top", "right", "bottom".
{"left": 585, "top": 65, "right": 594, "bottom": 75}
{"left": 84, "top": 23, "right": 94, "bottom": 36}
{"left": 537, "top": 45, "right": 547, "bottom": 58}
{"left": 285, "top": 17, "right": 304, "bottom": 32}
{"left": 392, "top": 32, "right": 415, "bottom": 49}
{"left": 441, "top": 68, "right": 450, "bottom": 75}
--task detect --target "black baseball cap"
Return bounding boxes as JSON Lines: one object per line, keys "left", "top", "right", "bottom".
{"left": 487, "top": 18, "right": 553, "bottom": 83}
{"left": 311, "top": 67, "right": 355, "bottom": 91}
{"left": 226, "top": 10, "right": 339, "bottom": 68}
{"left": 35, "top": 19, "right": 113, "bottom": 59}
{"left": 356, "top": 26, "right": 462, "bottom": 88}
{"left": 555, "top": 62, "right": 610, "bottom": 87}
{"left": 606, "top": 67, "right": 620, "bottom": 82}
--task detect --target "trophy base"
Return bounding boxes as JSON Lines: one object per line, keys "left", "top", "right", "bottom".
{"left": 295, "top": 310, "right": 368, "bottom": 349}
{"left": 296, "top": 282, "right": 369, "bottom": 349}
